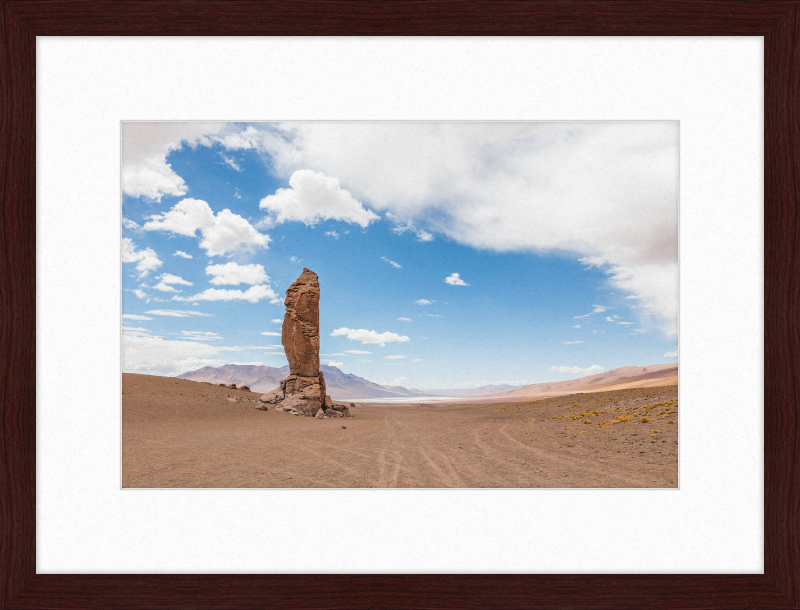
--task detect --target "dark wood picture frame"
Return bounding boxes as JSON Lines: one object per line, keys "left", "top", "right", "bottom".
{"left": 1, "top": 1, "right": 798, "bottom": 608}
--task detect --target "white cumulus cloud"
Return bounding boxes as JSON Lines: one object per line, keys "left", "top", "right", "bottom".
{"left": 173, "top": 250, "right": 193, "bottom": 259}
{"left": 330, "top": 327, "right": 410, "bottom": 346}
{"left": 260, "top": 169, "right": 379, "bottom": 228}
{"left": 121, "top": 122, "right": 225, "bottom": 201}
{"left": 122, "top": 314, "right": 153, "bottom": 321}
{"left": 235, "top": 122, "right": 677, "bottom": 336}
{"left": 136, "top": 121, "right": 678, "bottom": 337}
{"left": 143, "top": 198, "right": 270, "bottom": 257}
{"left": 444, "top": 272, "right": 469, "bottom": 286}
{"left": 550, "top": 365, "right": 605, "bottom": 376}
{"left": 326, "top": 361, "right": 344, "bottom": 368}
{"left": 664, "top": 349, "right": 678, "bottom": 357}
{"left": 415, "top": 299, "right": 433, "bottom": 306}
{"left": 260, "top": 331, "right": 281, "bottom": 336}
{"left": 344, "top": 350, "right": 372, "bottom": 355}
{"left": 384, "top": 355, "right": 407, "bottom": 360}
{"left": 271, "top": 319, "right": 283, "bottom": 324}
{"left": 122, "top": 238, "right": 163, "bottom": 278}
{"left": 206, "top": 262, "right": 268, "bottom": 286}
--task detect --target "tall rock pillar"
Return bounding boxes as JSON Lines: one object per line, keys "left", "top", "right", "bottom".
{"left": 282, "top": 268, "right": 321, "bottom": 377}
{"left": 256, "top": 268, "right": 349, "bottom": 418}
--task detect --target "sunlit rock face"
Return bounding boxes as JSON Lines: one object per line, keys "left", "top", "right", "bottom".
{"left": 256, "top": 269, "right": 350, "bottom": 418}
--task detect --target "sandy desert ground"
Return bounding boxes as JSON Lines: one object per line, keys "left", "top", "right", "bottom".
{"left": 122, "top": 374, "right": 678, "bottom": 488}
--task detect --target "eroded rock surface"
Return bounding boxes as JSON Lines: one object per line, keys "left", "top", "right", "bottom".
{"left": 282, "top": 268, "right": 321, "bottom": 377}
{"left": 257, "top": 268, "right": 351, "bottom": 418}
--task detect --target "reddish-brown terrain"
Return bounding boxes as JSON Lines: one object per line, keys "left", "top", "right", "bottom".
{"left": 122, "top": 373, "right": 678, "bottom": 488}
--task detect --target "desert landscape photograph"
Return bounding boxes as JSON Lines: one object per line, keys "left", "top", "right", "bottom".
{"left": 121, "top": 121, "right": 679, "bottom": 488}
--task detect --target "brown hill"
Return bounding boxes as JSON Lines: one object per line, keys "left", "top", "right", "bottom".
{"left": 502, "top": 364, "right": 677, "bottom": 399}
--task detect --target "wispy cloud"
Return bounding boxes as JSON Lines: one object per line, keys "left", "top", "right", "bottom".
{"left": 381, "top": 256, "right": 401, "bottom": 268}
{"left": 561, "top": 341, "right": 584, "bottom": 344}
{"left": 179, "top": 330, "right": 223, "bottom": 341}
{"left": 122, "top": 314, "right": 153, "bottom": 321}
{"left": 415, "top": 299, "right": 433, "bottom": 306}
{"left": 220, "top": 153, "right": 242, "bottom": 171}
{"left": 397, "top": 317, "right": 412, "bottom": 322}
{"left": 386, "top": 213, "right": 434, "bottom": 242}
{"left": 260, "top": 331, "right": 281, "bottom": 336}
{"left": 384, "top": 355, "right": 407, "bottom": 360}
{"left": 173, "top": 284, "right": 279, "bottom": 304}
{"left": 664, "top": 349, "right": 678, "bottom": 357}
{"left": 550, "top": 364, "right": 605, "bottom": 376}
{"left": 153, "top": 273, "right": 193, "bottom": 293}
{"left": 173, "top": 250, "right": 193, "bottom": 259}
{"left": 145, "top": 309, "right": 214, "bottom": 318}
{"left": 122, "top": 218, "right": 141, "bottom": 231}
{"left": 344, "top": 350, "right": 372, "bottom": 355}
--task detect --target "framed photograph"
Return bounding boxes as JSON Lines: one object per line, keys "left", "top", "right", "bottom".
{"left": 120, "top": 120, "right": 679, "bottom": 490}
{"left": 2, "top": 1, "right": 797, "bottom": 608}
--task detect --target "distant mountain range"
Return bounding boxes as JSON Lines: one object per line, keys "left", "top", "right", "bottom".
{"left": 176, "top": 364, "right": 432, "bottom": 400}
{"left": 176, "top": 363, "right": 677, "bottom": 402}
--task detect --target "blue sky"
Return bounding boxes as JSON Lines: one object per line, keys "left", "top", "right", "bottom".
{"left": 121, "top": 122, "right": 678, "bottom": 388}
